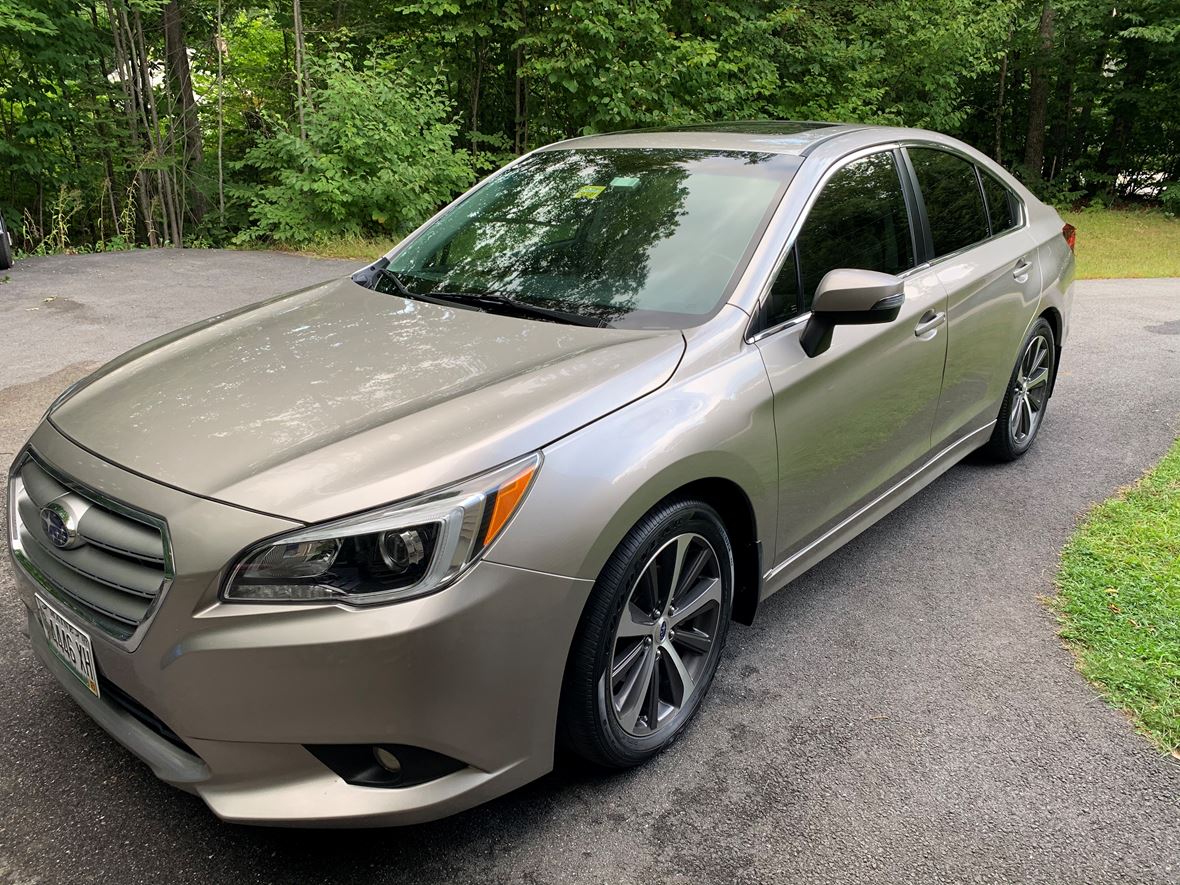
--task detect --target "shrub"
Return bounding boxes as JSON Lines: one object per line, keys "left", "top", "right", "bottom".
{"left": 1161, "top": 183, "right": 1180, "bottom": 218}
{"left": 233, "top": 52, "right": 474, "bottom": 245}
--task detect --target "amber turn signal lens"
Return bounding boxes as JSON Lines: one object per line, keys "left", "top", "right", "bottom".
{"left": 482, "top": 464, "right": 538, "bottom": 545}
{"left": 1062, "top": 222, "right": 1077, "bottom": 252}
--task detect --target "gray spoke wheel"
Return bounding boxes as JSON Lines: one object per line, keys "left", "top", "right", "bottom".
{"left": 983, "top": 316, "right": 1056, "bottom": 462}
{"left": 609, "top": 533, "right": 723, "bottom": 737}
{"left": 559, "top": 498, "right": 734, "bottom": 769}
{"left": 1008, "top": 332, "right": 1050, "bottom": 445}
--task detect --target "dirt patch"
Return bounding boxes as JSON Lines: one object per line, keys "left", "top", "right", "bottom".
{"left": 0, "top": 361, "right": 101, "bottom": 457}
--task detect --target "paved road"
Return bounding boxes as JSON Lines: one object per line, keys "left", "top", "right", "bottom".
{"left": 1, "top": 253, "right": 1177, "bottom": 885}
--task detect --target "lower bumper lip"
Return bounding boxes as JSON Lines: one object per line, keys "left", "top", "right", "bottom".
{"left": 16, "top": 554, "right": 591, "bottom": 825}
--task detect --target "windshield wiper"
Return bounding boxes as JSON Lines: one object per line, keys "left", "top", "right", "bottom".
{"left": 354, "top": 260, "right": 607, "bottom": 328}
{"left": 426, "top": 291, "right": 608, "bottom": 328}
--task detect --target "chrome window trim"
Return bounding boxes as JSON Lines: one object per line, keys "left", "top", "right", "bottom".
{"left": 8, "top": 446, "right": 176, "bottom": 652}
{"left": 745, "top": 139, "right": 1032, "bottom": 344}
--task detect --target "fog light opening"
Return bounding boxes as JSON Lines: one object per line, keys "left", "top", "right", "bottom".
{"left": 307, "top": 743, "right": 466, "bottom": 789}
{"left": 373, "top": 746, "right": 402, "bottom": 776}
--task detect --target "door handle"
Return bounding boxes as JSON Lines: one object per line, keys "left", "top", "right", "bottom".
{"left": 1013, "top": 258, "right": 1032, "bottom": 280}
{"left": 914, "top": 310, "right": 945, "bottom": 339}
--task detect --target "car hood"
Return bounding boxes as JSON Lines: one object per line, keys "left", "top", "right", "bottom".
{"left": 49, "top": 278, "right": 685, "bottom": 523}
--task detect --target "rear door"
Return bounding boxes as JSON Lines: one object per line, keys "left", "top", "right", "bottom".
{"left": 753, "top": 148, "right": 949, "bottom": 563}
{"left": 903, "top": 146, "right": 1043, "bottom": 447}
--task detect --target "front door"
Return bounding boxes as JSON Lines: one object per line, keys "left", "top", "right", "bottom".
{"left": 753, "top": 149, "right": 949, "bottom": 564}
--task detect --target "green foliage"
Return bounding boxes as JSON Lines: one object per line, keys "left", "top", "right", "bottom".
{"left": 1161, "top": 184, "right": 1180, "bottom": 218}
{"left": 232, "top": 52, "right": 474, "bottom": 244}
{"left": 2, "top": 0, "right": 1178, "bottom": 249}
{"left": 1054, "top": 438, "right": 1180, "bottom": 754}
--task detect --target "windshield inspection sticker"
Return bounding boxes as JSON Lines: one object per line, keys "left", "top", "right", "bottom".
{"left": 573, "top": 185, "right": 606, "bottom": 199}
{"left": 609, "top": 176, "right": 640, "bottom": 188}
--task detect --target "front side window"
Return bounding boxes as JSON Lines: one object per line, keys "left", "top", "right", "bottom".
{"left": 980, "top": 170, "right": 1019, "bottom": 235}
{"left": 908, "top": 147, "right": 990, "bottom": 257}
{"left": 383, "top": 149, "right": 797, "bottom": 329}
{"left": 765, "top": 151, "right": 915, "bottom": 323}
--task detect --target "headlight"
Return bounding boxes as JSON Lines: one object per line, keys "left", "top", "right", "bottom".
{"left": 222, "top": 453, "right": 540, "bottom": 605}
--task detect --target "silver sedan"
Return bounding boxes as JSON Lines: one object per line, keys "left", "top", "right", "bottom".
{"left": 7, "top": 121, "right": 1074, "bottom": 825}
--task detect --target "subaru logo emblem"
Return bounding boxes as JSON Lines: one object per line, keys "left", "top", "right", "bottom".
{"left": 40, "top": 502, "right": 78, "bottom": 549}
{"left": 658, "top": 619, "right": 668, "bottom": 642}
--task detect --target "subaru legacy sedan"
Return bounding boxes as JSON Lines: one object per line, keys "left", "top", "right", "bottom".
{"left": 7, "top": 122, "right": 1074, "bottom": 826}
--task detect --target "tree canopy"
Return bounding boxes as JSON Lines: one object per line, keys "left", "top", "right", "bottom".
{"left": 1, "top": 0, "right": 1177, "bottom": 251}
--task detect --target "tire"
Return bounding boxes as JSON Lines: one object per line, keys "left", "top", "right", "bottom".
{"left": 981, "top": 317, "right": 1056, "bottom": 462}
{"left": 0, "top": 217, "right": 12, "bottom": 271}
{"left": 559, "top": 497, "right": 734, "bottom": 769}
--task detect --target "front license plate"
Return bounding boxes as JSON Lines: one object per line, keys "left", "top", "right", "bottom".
{"left": 35, "top": 594, "right": 100, "bottom": 697}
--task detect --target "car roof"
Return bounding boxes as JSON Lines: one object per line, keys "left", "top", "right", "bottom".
{"left": 538, "top": 121, "right": 876, "bottom": 157}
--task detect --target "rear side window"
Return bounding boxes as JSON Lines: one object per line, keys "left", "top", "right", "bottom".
{"left": 908, "top": 147, "right": 990, "bottom": 257}
{"left": 980, "top": 171, "right": 1019, "bottom": 235}
{"left": 765, "top": 151, "right": 914, "bottom": 322}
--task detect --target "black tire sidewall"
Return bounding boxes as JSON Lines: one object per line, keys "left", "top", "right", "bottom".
{"left": 566, "top": 499, "right": 734, "bottom": 768}
{"left": 0, "top": 216, "right": 11, "bottom": 270}
{"left": 986, "top": 317, "right": 1056, "bottom": 461}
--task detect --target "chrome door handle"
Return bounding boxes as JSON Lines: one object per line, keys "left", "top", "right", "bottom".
{"left": 914, "top": 310, "right": 945, "bottom": 339}
{"left": 1013, "top": 258, "right": 1032, "bottom": 280}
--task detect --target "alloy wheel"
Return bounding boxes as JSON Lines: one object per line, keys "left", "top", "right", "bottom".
{"left": 1009, "top": 333, "right": 1051, "bottom": 445}
{"left": 608, "top": 532, "right": 723, "bottom": 737}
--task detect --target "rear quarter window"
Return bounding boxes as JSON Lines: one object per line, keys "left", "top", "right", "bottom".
{"left": 908, "top": 147, "right": 990, "bottom": 257}
{"left": 980, "top": 171, "right": 1020, "bottom": 235}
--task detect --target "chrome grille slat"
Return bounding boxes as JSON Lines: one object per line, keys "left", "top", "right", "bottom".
{"left": 17, "top": 493, "right": 161, "bottom": 596}
{"left": 17, "top": 527, "right": 150, "bottom": 624}
{"left": 20, "top": 460, "right": 69, "bottom": 507}
{"left": 78, "top": 507, "right": 166, "bottom": 564}
{"left": 11, "top": 453, "right": 170, "bottom": 640}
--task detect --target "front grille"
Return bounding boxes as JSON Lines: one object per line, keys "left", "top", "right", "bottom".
{"left": 11, "top": 454, "right": 170, "bottom": 641}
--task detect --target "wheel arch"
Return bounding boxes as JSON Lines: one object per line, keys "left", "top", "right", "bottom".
{"left": 1038, "top": 305, "right": 1063, "bottom": 396}
{"left": 659, "top": 477, "right": 761, "bottom": 626}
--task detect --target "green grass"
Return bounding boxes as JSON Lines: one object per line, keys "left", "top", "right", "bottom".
{"left": 262, "top": 234, "right": 400, "bottom": 261}
{"left": 1062, "top": 207, "right": 1180, "bottom": 279}
{"left": 1053, "top": 438, "right": 1180, "bottom": 755}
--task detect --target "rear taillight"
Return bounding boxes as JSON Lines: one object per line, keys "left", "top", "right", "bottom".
{"left": 1062, "top": 223, "right": 1077, "bottom": 252}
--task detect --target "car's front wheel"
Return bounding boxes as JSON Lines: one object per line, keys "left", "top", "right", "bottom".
{"left": 983, "top": 316, "right": 1056, "bottom": 461}
{"left": 559, "top": 498, "right": 734, "bottom": 768}
{"left": 0, "top": 216, "right": 12, "bottom": 271}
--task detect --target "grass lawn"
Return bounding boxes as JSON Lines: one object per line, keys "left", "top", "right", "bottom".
{"left": 1062, "top": 207, "right": 1180, "bottom": 279}
{"left": 273, "top": 208, "right": 1180, "bottom": 279}
{"left": 1054, "top": 438, "right": 1180, "bottom": 755}
{"left": 267, "top": 233, "right": 400, "bottom": 261}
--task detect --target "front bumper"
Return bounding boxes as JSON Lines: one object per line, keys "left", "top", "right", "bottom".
{"left": 9, "top": 422, "right": 592, "bottom": 826}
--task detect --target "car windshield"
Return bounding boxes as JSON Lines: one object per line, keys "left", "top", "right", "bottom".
{"left": 380, "top": 148, "right": 797, "bottom": 329}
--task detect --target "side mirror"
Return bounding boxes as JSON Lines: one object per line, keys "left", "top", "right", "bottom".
{"left": 799, "top": 269, "right": 905, "bottom": 358}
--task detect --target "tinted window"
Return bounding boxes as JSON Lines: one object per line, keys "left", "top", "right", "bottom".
{"left": 765, "top": 245, "right": 800, "bottom": 327}
{"left": 908, "top": 147, "right": 990, "bottom": 257}
{"left": 766, "top": 152, "right": 914, "bottom": 318}
{"left": 980, "top": 171, "right": 1018, "bottom": 235}
{"left": 385, "top": 149, "right": 796, "bottom": 329}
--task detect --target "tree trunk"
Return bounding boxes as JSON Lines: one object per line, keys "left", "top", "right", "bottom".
{"left": 994, "top": 28, "right": 1012, "bottom": 162}
{"left": 106, "top": 0, "right": 157, "bottom": 246}
{"left": 163, "top": 0, "right": 205, "bottom": 224}
{"left": 217, "top": 0, "right": 226, "bottom": 216}
{"left": 1023, "top": 0, "right": 1054, "bottom": 179}
{"left": 293, "top": 0, "right": 308, "bottom": 140}
{"left": 470, "top": 37, "right": 483, "bottom": 154}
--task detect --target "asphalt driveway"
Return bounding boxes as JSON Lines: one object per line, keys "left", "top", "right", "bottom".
{"left": 0, "top": 252, "right": 1177, "bottom": 885}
